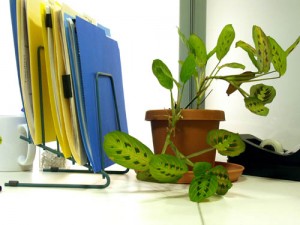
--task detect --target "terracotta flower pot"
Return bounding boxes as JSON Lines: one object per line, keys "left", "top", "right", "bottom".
{"left": 145, "top": 109, "right": 225, "bottom": 183}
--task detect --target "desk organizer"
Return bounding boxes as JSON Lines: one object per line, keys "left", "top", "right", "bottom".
{"left": 5, "top": 46, "right": 128, "bottom": 189}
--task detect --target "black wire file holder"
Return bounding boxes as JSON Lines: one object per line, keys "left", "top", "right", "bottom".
{"left": 5, "top": 46, "right": 128, "bottom": 189}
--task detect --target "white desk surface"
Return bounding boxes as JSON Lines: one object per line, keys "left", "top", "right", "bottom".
{"left": 0, "top": 167, "right": 300, "bottom": 225}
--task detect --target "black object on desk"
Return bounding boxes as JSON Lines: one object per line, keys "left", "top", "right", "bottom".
{"left": 228, "top": 134, "right": 300, "bottom": 181}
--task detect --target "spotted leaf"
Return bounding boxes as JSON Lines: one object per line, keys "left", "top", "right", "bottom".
{"left": 252, "top": 25, "right": 272, "bottom": 73}
{"left": 209, "top": 165, "right": 232, "bottom": 195}
{"left": 250, "top": 84, "right": 276, "bottom": 104}
{"left": 244, "top": 97, "right": 269, "bottom": 116}
{"left": 268, "top": 36, "right": 287, "bottom": 76}
{"left": 149, "top": 154, "right": 188, "bottom": 183}
{"left": 216, "top": 24, "right": 235, "bottom": 60}
{"left": 188, "top": 34, "right": 207, "bottom": 67}
{"left": 189, "top": 173, "right": 218, "bottom": 202}
{"left": 136, "top": 170, "right": 158, "bottom": 182}
{"left": 152, "top": 59, "right": 174, "bottom": 90}
{"left": 236, "top": 40, "right": 259, "bottom": 70}
{"left": 103, "top": 131, "right": 153, "bottom": 171}
{"left": 193, "top": 162, "right": 212, "bottom": 177}
{"left": 206, "top": 129, "right": 245, "bottom": 157}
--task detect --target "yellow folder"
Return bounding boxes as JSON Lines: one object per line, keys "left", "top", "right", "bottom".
{"left": 17, "top": 0, "right": 56, "bottom": 144}
{"left": 40, "top": 1, "right": 72, "bottom": 159}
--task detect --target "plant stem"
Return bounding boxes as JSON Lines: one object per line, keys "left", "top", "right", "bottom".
{"left": 161, "top": 129, "right": 172, "bottom": 154}
{"left": 186, "top": 147, "right": 215, "bottom": 159}
{"left": 169, "top": 141, "right": 194, "bottom": 167}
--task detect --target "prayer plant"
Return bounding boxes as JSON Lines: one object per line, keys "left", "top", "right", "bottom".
{"left": 103, "top": 24, "right": 300, "bottom": 202}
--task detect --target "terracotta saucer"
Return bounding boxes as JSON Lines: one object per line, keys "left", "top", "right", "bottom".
{"left": 177, "top": 161, "right": 245, "bottom": 184}
{"left": 214, "top": 161, "right": 245, "bottom": 182}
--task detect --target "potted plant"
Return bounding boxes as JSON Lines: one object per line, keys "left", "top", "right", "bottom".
{"left": 103, "top": 24, "right": 300, "bottom": 202}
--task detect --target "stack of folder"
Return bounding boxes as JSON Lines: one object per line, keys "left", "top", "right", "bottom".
{"left": 9, "top": 0, "right": 128, "bottom": 172}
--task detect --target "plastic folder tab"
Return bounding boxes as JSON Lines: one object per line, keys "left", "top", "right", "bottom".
{"left": 75, "top": 16, "right": 128, "bottom": 172}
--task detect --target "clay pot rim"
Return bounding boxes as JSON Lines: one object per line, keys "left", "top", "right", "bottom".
{"left": 145, "top": 109, "right": 225, "bottom": 121}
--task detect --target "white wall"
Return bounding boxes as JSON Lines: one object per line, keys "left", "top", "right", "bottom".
{"left": 0, "top": 0, "right": 179, "bottom": 149}
{"left": 205, "top": 0, "right": 300, "bottom": 151}
{"left": 0, "top": 1, "right": 23, "bottom": 115}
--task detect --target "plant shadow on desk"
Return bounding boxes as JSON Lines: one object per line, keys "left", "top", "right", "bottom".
{"left": 103, "top": 24, "right": 300, "bottom": 203}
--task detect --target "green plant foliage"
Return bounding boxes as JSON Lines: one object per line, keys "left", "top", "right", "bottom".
{"left": 0, "top": 136, "right": 2, "bottom": 144}
{"left": 180, "top": 54, "right": 197, "bottom": 83}
{"left": 189, "top": 163, "right": 233, "bottom": 202}
{"left": 250, "top": 84, "right": 276, "bottom": 104}
{"left": 193, "top": 162, "right": 212, "bottom": 177}
{"left": 178, "top": 27, "right": 189, "bottom": 51}
{"left": 136, "top": 170, "right": 158, "bottom": 182}
{"left": 189, "top": 174, "right": 218, "bottom": 202}
{"left": 149, "top": 154, "right": 188, "bottom": 183}
{"left": 286, "top": 36, "right": 300, "bottom": 56}
{"left": 209, "top": 165, "right": 232, "bottom": 195}
{"left": 224, "top": 71, "right": 256, "bottom": 95}
{"left": 152, "top": 59, "right": 174, "bottom": 90}
{"left": 244, "top": 97, "right": 269, "bottom": 116}
{"left": 219, "top": 62, "right": 246, "bottom": 71}
{"left": 252, "top": 25, "right": 272, "bottom": 73}
{"left": 103, "top": 131, "right": 154, "bottom": 171}
{"left": 206, "top": 129, "right": 245, "bottom": 157}
{"left": 188, "top": 34, "right": 207, "bottom": 67}
{"left": 235, "top": 40, "right": 259, "bottom": 70}
{"left": 268, "top": 36, "right": 287, "bottom": 76}
{"left": 216, "top": 24, "right": 235, "bottom": 60}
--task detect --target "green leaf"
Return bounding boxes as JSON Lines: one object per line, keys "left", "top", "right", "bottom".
{"left": 178, "top": 27, "right": 189, "bottom": 50}
{"left": 103, "top": 131, "right": 154, "bottom": 171}
{"left": 180, "top": 54, "right": 196, "bottom": 83}
{"left": 236, "top": 40, "right": 259, "bottom": 69}
{"left": 188, "top": 34, "right": 207, "bottom": 67}
{"left": 223, "top": 71, "right": 256, "bottom": 82}
{"left": 250, "top": 84, "right": 276, "bottom": 104}
{"left": 149, "top": 154, "right": 188, "bottom": 183}
{"left": 136, "top": 170, "right": 158, "bottom": 182}
{"left": 286, "top": 36, "right": 300, "bottom": 56}
{"left": 207, "top": 47, "right": 216, "bottom": 60}
{"left": 193, "top": 162, "right": 212, "bottom": 177}
{"left": 219, "top": 62, "right": 245, "bottom": 70}
{"left": 244, "top": 97, "right": 269, "bottom": 116}
{"left": 189, "top": 174, "right": 218, "bottom": 202}
{"left": 209, "top": 165, "right": 232, "bottom": 195}
{"left": 152, "top": 59, "right": 174, "bottom": 90}
{"left": 216, "top": 24, "right": 235, "bottom": 60}
{"left": 206, "top": 129, "right": 245, "bottom": 157}
{"left": 235, "top": 40, "right": 256, "bottom": 55}
{"left": 268, "top": 36, "right": 287, "bottom": 76}
{"left": 252, "top": 25, "right": 272, "bottom": 73}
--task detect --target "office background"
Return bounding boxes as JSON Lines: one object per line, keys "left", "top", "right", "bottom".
{"left": 1, "top": 0, "right": 299, "bottom": 154}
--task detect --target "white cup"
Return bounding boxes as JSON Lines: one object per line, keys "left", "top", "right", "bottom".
{"left": 0, "top": 115, "right": 36, "bottom": 171}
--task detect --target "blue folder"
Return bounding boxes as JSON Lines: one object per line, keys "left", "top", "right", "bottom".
{"left": 73, "top": 16, "right": 128, "bottom": 172}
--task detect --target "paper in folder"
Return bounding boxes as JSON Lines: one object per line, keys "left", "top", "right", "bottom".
{"left": 40, "top": 1, "right": 72, "bottom": 159}
{"left": 55, "top": 3, "right": 88, "bottom": 165}
{"left": 74, "top": 16, "right": 128, "bottom": 172}
{"left": 10, "top": 0, "right": 57, "bottom": 144}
